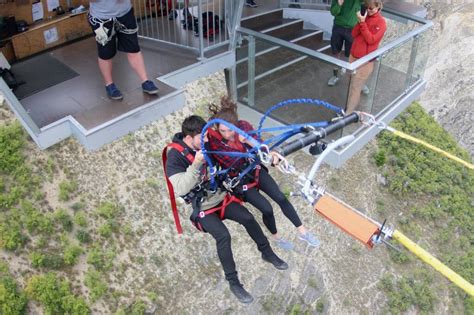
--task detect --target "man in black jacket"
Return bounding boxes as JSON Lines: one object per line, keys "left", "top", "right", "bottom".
{"left": 165, "top": 115, "right": 288, "bottom": 304}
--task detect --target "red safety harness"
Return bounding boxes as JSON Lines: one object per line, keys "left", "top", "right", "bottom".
{"left": 162, "top": 142, "right": 242, "bottom": 234}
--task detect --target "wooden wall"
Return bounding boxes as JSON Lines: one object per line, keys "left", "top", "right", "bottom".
{"left": 0, "top": 0, "right": 88, "bottom": 25}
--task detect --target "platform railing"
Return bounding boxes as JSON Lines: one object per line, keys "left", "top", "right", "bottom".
{"left": 234, "top": 7, "right": 432, "bottom": 134}
{"left": 132, "top": 0, "right": 243, "bottom": 57}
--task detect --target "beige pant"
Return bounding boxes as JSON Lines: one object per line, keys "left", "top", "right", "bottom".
{"left": 346, "top": 55, "right": 375, "bottom": 114}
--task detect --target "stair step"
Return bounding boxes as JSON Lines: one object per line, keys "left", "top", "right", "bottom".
{"left": 241, "top": 9, "right": 283, "bottom": 30}
{"left": 236, "top": 30, "right": 326, "bottom": 84}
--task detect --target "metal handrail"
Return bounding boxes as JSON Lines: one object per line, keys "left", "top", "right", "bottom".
{"left": 236, "top": 7, "right": 433, "bottom": 71}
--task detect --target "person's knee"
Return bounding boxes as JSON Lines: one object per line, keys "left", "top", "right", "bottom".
{"left": 98, "top": 50, "right": 116, "bottom": 60}
{"left": 239, "top": 211, "right": 257, "bottom": 227}
{"left": 214, "top": 229, "right": 231, "bottom": 245}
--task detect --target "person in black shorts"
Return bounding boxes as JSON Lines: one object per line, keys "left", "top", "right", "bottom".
{"left": 89, "top": 0, "right": 159, "bottom": 100}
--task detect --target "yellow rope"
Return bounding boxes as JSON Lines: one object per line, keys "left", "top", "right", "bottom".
{"left": 386, "top": 127, "right": 474, "bottom": 170}
{"left": 393, "top": 230, "right": 474, "bottom": 296}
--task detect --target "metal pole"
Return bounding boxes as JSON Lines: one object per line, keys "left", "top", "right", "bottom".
{"left": 404, "top": 35, "right": 420, "bottom": 91}
{"left": 247, "top": 35, "right": 256, "bottom": 107}
{"left": 198, "top": 0, "right": 205, "bottom": 60}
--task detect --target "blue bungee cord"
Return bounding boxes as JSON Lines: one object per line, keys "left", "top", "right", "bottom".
{"left": 200, "top": 99, "right": 344, "bottom": 191}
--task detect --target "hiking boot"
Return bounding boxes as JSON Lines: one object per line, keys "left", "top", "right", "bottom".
{"left": 262, "top": 253, "right": 289, "bottom": 270}
{"left": 272, "top": 237, "right": 294, "bottom": 251}
{"left": 142, "top": 80, "right": 159, "bottom": 95}
{"left": 105, "top": 83, "right": 123, "bottom": 100}
{"left": 361, "top": 85, "right": 370, "bottom": 95}
{"left": 246, "top": 0, "right": 258, "bottom": 8}
{"left": 229, "top": 283, "right": 254, "bottom": 304}
{"left": 298, "top": 231, "right": 320, "bottom": 247}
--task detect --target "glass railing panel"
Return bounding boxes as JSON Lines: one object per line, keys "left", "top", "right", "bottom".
{"left": 236, "top": 35, "right": 347, "bottom": 139}
{"left": 409, "top": 32, "right": 430, "bottom": 87}
{"left": 369, "top": 37, "right": 415, "bottom": 115}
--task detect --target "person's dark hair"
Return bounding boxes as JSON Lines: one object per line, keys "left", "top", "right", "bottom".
{"left": 208, "top": 96, "right": 239, "bottom": 125}
{"left": 182, "top": 115, "right": 206, "bottom": 137}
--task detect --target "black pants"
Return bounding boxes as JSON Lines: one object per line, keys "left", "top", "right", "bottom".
{"left": 198, "top": 201, "right": 273, "bottom": 284}
{"left": 330, "top": 24, "right": 353, "bottom": 58}
{"left": 244, "top": 168, "right": 302, "bottom": 235}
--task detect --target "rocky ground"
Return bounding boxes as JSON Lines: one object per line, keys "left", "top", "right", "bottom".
{"left": 419, "top": 1, "right": 474, "bottom": 156}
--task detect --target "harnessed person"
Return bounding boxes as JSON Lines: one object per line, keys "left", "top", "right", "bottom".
{"left": 207, "top": 97, "right": 321, "bottom": 250}
{"left": 163, "top": 115, "right": 288, "bottom": 304}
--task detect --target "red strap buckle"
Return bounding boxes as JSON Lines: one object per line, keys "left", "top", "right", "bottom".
{"left": 242, "top": 184, "right": 248, "bottom": 191}
{"left": 199, "top": 211, "right": 206, "bottom": 218}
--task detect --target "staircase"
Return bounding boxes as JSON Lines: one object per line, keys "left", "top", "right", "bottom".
{"left": 236, "top": 9, "right": 344, "bottom": 126}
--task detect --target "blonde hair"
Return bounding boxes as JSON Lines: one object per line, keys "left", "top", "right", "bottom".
{"left": 365, "top": 0, "right": 383, "bottom": 9}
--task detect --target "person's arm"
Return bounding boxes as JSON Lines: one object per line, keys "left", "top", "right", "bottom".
{"left": 167, "top": 150, "right": 205, "bottom": 196}
{"left": 359, "top": 16, "right": 386, "bottom": 45}
{"left": 352, "top": 21, "right": 361, "bottom": 37}
{"left": 330, "top": 0, "right": 344, "bottom": 16}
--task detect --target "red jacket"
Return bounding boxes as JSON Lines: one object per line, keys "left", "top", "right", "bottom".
{"left": 350, "top": 11, "right": 386, "bottom": 58}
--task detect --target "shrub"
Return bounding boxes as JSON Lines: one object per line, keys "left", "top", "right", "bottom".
{"left": 63, "top": 245, "right": 83, "bottom": 266}
{"left": 54, "top": 209, "right": 74, "bottom": 232}
{"left": 0, "top": 275, "right": 27, "bottom": 314}
{"left": 0, "top": 220, "right": 26, "bottom": 251}
{"left": 87, "top": 246, "right": 115, "bottom": 271}
{"left": 58, "top": 181, "right": 78, "bottom": 202}
{"left": 76, "top": 230, "right": 91, "bottom": 244}
{"left": 74, "top": 211, "right": 87, "bottom": 227}
{"left": 25, "top": 273, "right": 90, "bottom": 314}
{"left": 30, "top": 252, "right": 46, "bottom": 268}
{"left": 22, "top": 202, "right": 53, "bottom": 235}
{"left": 130, "top": 300, "right": 147, "bottom": 315}
{"left": 96, "top": 202, "right": 119, "bottom": 219}
{"left": 84, "top": 269, "right": 107, "bottom": 302}
{"left": 98, "top": 222, "right": 113, "bottom": 238}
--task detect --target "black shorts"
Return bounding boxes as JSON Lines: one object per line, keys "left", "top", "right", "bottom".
{"left": 88, "top": 8, "right": 140, "bottom": 60}
{"left": 330, "top": 25, "right": 353, "bottom": 58}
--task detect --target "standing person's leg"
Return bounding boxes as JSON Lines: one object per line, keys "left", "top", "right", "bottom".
{"left": 117, "top": 8, "right": 159, "bottom": 95}
{"left": 88, "top": 15, "right": 123, "bottom": 100}
{"left": 346, "top": 57, "right": 374, "bottom": 114}
{"left": 223, "top": 202, "right": 288, "bottom": 270}
{"left": 258, "top": 168, "right": 320, "bottom": 246}
{"left": 97, "top": 58, "right": 114, "bottom": 86}
{"left": 328, "top": 25, "right": 344, "bottom": 86}
{"left": 243, "top": 187, "right": 293, "bottom": 250}
{"left": 197, "top": 212, "right": 253, "bottom": 304}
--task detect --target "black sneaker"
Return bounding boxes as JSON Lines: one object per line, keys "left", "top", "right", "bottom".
{"left": 262, "top": 253, "right": 289, "bottom": 270}
{"left": 229, "top": 283, "right": 254, "bottom": 304}
{"left": 245, "top": 0, "right": 258, "bottom": 8}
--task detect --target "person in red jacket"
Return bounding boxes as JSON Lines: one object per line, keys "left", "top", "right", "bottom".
{"left": 207, "top": 97, "right": 320, "bottom": 251}
{"left": 346, "top": 0, "right": 386, "bottom": 114}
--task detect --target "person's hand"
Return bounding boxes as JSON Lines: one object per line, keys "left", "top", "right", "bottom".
{"left": 238, "top": 134, "right": 247, "bottom": 144}
{"left": 338, "top": 0, "right": 344, "bottom": 6}
{"left": 357, "top": 10, "right": 367, "bottom": 23}
{"left": 270, "top": 151, "right": 282, "bottom": 166}
{"left": 194, "top": 150, "right": 205, "bottom": 164}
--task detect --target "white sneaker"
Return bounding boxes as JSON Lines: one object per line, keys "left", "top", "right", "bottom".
{"left": 361, "top": 85, "right": 370, "bottom": 95}
{"left": 327, "top": 75, "right": 339, "bottom": 86}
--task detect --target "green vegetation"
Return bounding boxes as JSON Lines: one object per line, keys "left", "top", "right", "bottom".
{"left": 76, "top": 229, "right": 92, "bottom": 244}
{"left": 87, "top": 245, "right": 116, "bottom": 271}
{"left": 96, "top": 202, "right": 120, "bottom": 219}
{"left": 25, "top": 273, "right": 89, "bottom": 314}
{"left": 374, "top": 103, "right": 473, "bottom": 312}
{"left": 84, "top": 269, "right": 107, "bottom": 302}
{"left": 54, "top": 209, "right": 74, "bottom": 232}
{"left": 0, "top": 270, "right": 27, "bottom": 314}
{"left": 379, "top": 274, "right": 435, "bottom": 314}
{"left": 58, "top": 180, "right": 78, "bottom": 202}
{"left": 74, "top": 211, "right": 88, "bottom": 227}
{"left": 63, "top": 245, "right": 83, "bottom": 266}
